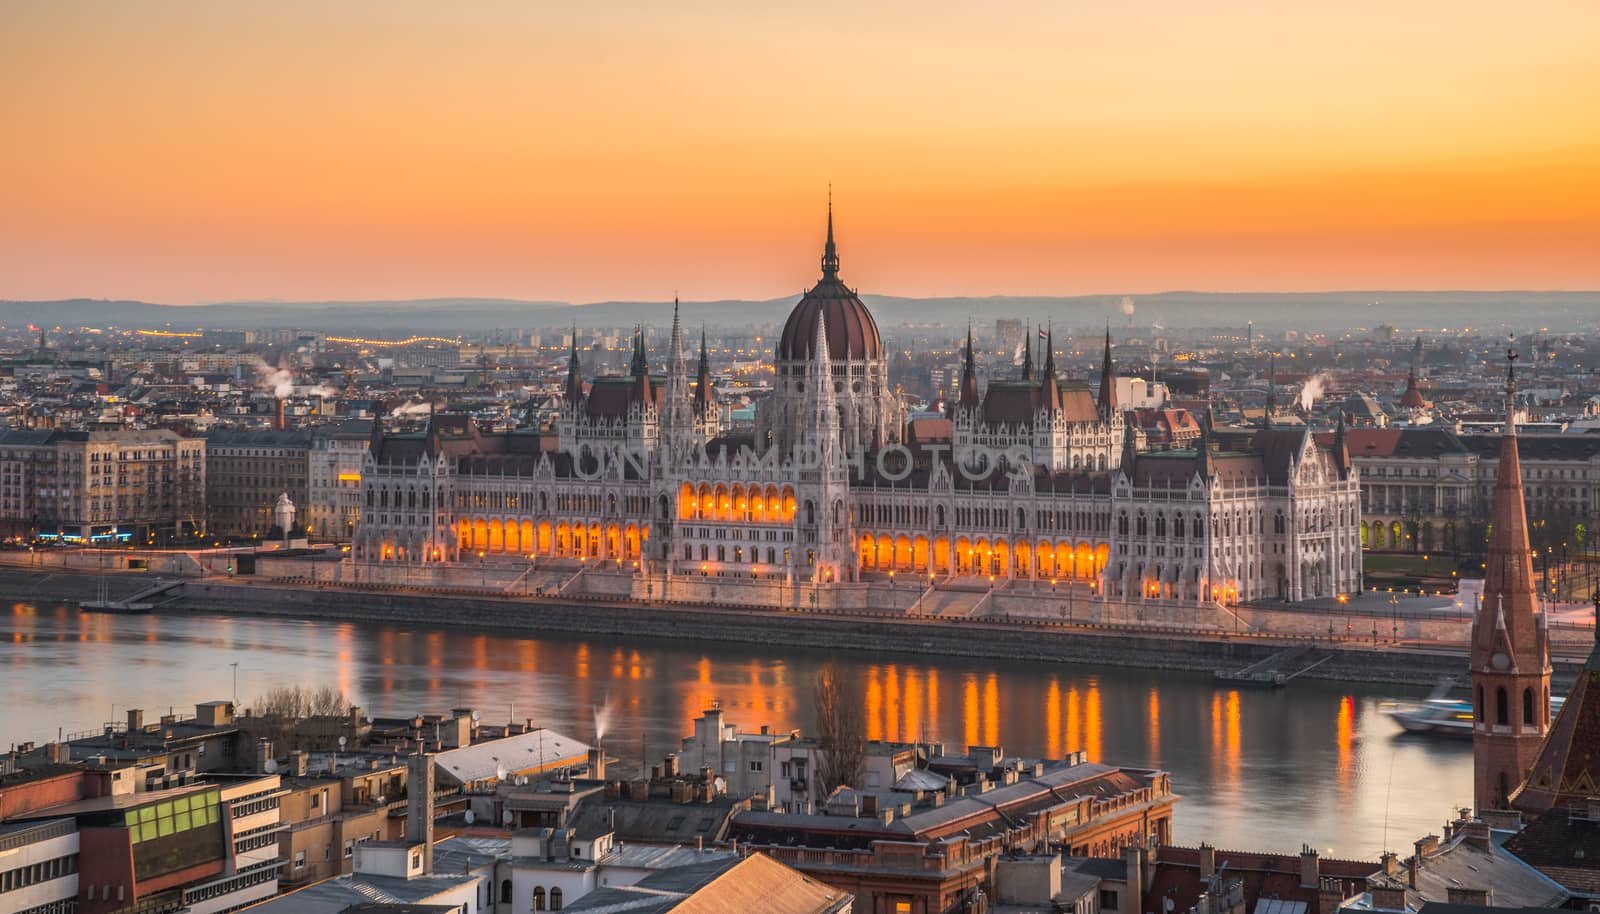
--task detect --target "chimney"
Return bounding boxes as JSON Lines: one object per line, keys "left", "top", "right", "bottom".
{"left": 255, "top": 738, "right": 274, "bottom": 774}
{"left": 1459, "top": 820, "right": 1491, "bottom": 849}
{"left": 862, "top": 794, "right": 879, "bottom": 816}
{"left": 290, "top": 750, "right": 307, "bottom": 777}
{"left": 349, "top": 705, "right": 362, "bottom": 734}
{"left": 1199, "top": 843, "right": 1215, "bottom": 879}
{"left": 663, "top": 753, "right": 679, "bottom": 778}
{"left": 1379, "top": 851, "right": 1398, "bottom": 877}
{"left": 1299, "top": 844, "right": 1320, "bottom": 889}
{"left": 1408, "top": 857, "right": 1418, "bottom": 890}
{"left": 587, "top": 747, "right": 606, "bottom": 781}
{"left": 126, "top": 708, "right": 144, "bottom": 733}
{"left": 1446, "top": 887, "right": 1491, "bottom": 907}
{"left": 407, "top": 752, "right": 435, "bottom": 875}
{"left": 1121, "top": 847, "right": 1145, "bottom": 914}
{"left": 1413, "top": 834, "right": 1438, "bottom": 862}
{"left": 1317, "top": 876, "right": 1346, "bottom": 914}
{"left": 274, "top": 398, "right": 286, "bottom": 431}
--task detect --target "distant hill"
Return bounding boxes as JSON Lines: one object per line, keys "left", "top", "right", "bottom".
{"left": 2, "top": 291, "right": 1595, "bottom": 334}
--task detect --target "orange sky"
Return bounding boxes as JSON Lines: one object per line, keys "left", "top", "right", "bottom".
{"left": 3, "top": 1, "right": 1597, "bottom": 303}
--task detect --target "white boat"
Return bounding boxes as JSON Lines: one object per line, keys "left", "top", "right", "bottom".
{"left": 1384, "top": 689, "right": 1564, "bottom": 739}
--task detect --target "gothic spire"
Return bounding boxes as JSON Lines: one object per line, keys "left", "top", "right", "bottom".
{"left": 564, "top": 326, "right": 584, "bottom": 405}
{"left": 958, "top": 322, "right": 979, "bottom": 412}
{"left": 1040, "top": 324, "right": 1062, "bottom": 414}
{"left": 1021, "top": 326, "right": 1034, "bottom": 381}
{"left": 1097, "top": 323, "right": 1117, "bottom": 419}
{"left": 821, "top": 188, "right": 840, "bottom": 281}
{"left": 694, "top": 326, "right": 713, "bottom": 415}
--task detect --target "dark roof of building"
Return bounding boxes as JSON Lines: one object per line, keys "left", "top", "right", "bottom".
{"left": 1461, "top": 434, "right": 1600, "bottom": 462}
{"left": 566, "top": 795, "right": 742, "bottom": 846}
{"left": 1146, "top": 846, "right": 1379, "bottom": 914}
{"left": 1416, "top": 905, "right": 1567, "bottom": 914}
{"left": 1338, "top": 428, "right": 1469, "bottom": 459}
{"left": 1503, "top": 808, "right": 1600, "bottom": 896}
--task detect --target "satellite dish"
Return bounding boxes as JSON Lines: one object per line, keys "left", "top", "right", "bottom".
{"left": 495, "top": 764, "right": 508, "bottom": 782}
{"left": 464, "top": 809, "right": 476, "bottom": 825}
{"left": 264, "top": 759, "right": 278, "bottom": 774}
{"left": 471, "top": 710, "right": 481, "bottom": 722}
{"left": 377, "top": 795, "right": 386, "bottom": 806}
{"left": 502, "top": 810, "right": 514, "bottom": 826}
{"left": 338, "top": 736, "right": 348, "bottom": 749}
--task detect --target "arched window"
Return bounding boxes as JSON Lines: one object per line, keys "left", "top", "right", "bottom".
{"left": 1475, "top": 685, "right": 1484, "bottom": 722}
{"left": 805, "top": 501, "right": 815, "bottom": 525}
{"left": 1274, "top": 511, "right": 1285, "bottom": 534}
{"left": 1155, "top": 514, "right": 1166, "bottom": 537}
{"left": 936, "top": 505, "right": 946, "bottom": 526}
{"left": 551, "top": 887, "right": 564, "bottom": 910}
{"left": 1496, "top": 687, "right": 1508, "bottom": 726}
{"left": 501, "top": 880, "right": 513, "bottom": 904}
{"left": 1523, "top": 688, "right": 1535, "bottom": 726}
{"left": 1117, "top": 513, "right": 1129, "bottom": 535}
{"left": 1136, "top": 514, "right": 1147, "bottom": 536}
{"left": 533, "top": 886, "right": 546, "bottom": 911}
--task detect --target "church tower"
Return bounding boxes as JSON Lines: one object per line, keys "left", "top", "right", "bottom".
{"left": 1472, "top": 344, "right": 1552, "bottom": 813}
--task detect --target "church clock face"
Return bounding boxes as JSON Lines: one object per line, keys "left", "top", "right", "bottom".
{"left": 1491, "top": 652, "right": 1510, "bottom": 671}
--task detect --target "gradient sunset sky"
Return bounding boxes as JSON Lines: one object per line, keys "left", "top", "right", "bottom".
{"left": 3, "top": 1, "right": 1598, "bottom": 304}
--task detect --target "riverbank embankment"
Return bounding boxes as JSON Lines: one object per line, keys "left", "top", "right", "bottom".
{"left": 0, "top": 565, "right": 1558, "bottom": 688}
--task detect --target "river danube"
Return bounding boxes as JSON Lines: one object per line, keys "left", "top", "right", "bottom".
{"left": 2, "top": 602, "right": 1469, "bottom": 856}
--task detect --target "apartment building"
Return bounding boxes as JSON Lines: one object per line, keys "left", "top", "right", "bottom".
{"left": 0, "top": 429, "right": 204, "bottom": 543}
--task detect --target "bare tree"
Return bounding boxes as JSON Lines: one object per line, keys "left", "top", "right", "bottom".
{"left": 244, "top": 684, "right": 351, "bottom": 753}
{"left": 813, "top": 664, "right": 866, "bottom": 796}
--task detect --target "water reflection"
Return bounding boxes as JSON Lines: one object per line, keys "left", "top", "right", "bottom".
{"left": 0, "top": 603, "right": 1469, "bottom": 856}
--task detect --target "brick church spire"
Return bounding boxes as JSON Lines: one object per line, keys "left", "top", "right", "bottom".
{"left": 1472, "top": 340, "right": 1552, "bottom": 813}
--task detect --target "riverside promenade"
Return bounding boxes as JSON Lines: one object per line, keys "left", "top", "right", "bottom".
{"left": 2, "top": 548, "right": 1591, "bottom": 686}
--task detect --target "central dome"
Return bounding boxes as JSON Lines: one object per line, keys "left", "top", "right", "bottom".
{"left": 775, "top": 207, "right": 883, "bottom": 362}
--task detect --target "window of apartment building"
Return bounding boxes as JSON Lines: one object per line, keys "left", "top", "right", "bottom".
{"left": 294, "top": 850, "right": 306, "bottom": 869}
{"left": 748, "top": 760, "right": 762, "bottom": 772}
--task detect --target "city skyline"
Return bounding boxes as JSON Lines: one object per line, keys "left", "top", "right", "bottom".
{"left": 4, "top": 2, "right": 1599, "bottom": 303}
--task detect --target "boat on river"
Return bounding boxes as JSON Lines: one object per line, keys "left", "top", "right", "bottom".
{"left": 1383, "top": 679, "right": 1563, "bottom": 738}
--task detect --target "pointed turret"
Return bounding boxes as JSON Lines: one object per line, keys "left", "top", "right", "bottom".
{"left": 821, "top": 189, "right": 840, "bottom": 281}
{"left": 1040, "top": 325, "right": 1063, "bottom": 414}
{"left": 629, "top": 326, "right": 649, "bottom": 378}
{"left": 694, "top": 327, "right": 713, "bottom": 417}
{"left": 663, "top": 299, "right": 694, "bottom": 439}
{"left": 1472, "top": 342, "right": 1551, "bottom": 812}
{"left": 1020, "top": 327, "right": 1035, "bottom": 381}
{"left": 1264, "top": 354, "right": 1278, "bottom": 426}
{"left": 957, "top": 324, "right": 979, "bottom": 412}
{"left": 1097, "top": 324, "right": 1117, "bottom": 419}
{"left": 804, "top": 312, "right": 841, "bottom": 454}
{"left": 563, "top": 330, "right": 585, "bottom": 405}
{"left": 1196, "top": 417, "right": 1213, "bottom": 480}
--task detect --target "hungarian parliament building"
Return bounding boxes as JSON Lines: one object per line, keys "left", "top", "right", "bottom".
{"left": 354, "top": 213, "right": 1361, "bottom": 605}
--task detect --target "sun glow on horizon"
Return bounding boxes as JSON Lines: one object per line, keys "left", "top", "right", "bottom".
{"left": 3, "top": 1, "right": 1598, "bottom": 303}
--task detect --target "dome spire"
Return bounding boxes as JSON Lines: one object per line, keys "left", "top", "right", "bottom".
{"left": 821, "top": 186, "right": 840, "bottom": 280}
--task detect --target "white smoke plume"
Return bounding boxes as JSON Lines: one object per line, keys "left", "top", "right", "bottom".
{"left": 253, "top": 363, "right": 295, "bottom": 399}
{"left": 593, "top": 696, "right": 614, "bottom": 744}
{"left": 389, "top": 401, "right": 433, "bottom": 418}
{"left": 306, "top": 384, "right": 341, "bottom": 399}
{"left": 1120, "top": 296, "right": 1136, "bottom": 319}
{"left": 1298, "top": 372, "right": 1331, "bottom": 412}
